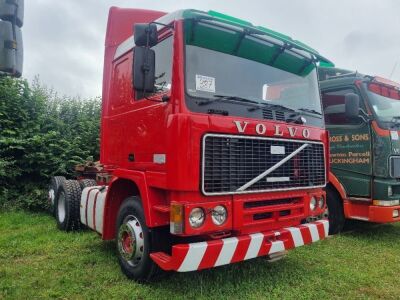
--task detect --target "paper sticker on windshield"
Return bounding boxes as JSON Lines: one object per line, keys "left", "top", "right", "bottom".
{"left": 196, "top": 75, "right": 215, "bottom": 93}
{"left": 391, "top": 131, "right": 399, "bottom": 140}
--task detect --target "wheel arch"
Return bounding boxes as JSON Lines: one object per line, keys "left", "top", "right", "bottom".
{"left": 102, "top": 171, "right": 151, "bottom": 240}
{"left": 328, "top": 171, "right": 347, "bottom": 201}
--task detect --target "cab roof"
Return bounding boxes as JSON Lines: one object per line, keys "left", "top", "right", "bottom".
{"left": 318, "top": 67, "right": 400, "bottom": 90}
{"left": 158, "top": 9, "right": 333, "bottom": 65}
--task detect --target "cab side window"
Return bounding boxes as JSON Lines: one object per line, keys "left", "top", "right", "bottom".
{"left": 135, "top": 35, "right": 173, "bottom": 100}
{"left": 322, "top": 88, "right": 362, "bottom": 125}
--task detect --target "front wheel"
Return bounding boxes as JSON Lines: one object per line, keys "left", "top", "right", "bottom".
{"left": 116, "top": 197, "right": 161, "bottom": 282}
{"left": 326, "top": 186, "right": 345, "bottom": 235}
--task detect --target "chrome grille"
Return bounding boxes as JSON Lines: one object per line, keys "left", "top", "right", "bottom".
{"left": 202, "top": 134, "right": 326, "bottom": 195}
{"left": 390, "top": 156, "right": 400, "bottom": 178}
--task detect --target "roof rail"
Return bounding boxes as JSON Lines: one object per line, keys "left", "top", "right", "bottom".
{"left": 323, "top": 71, "right": 358, "bottom": 80}
{"left": 318, "top": 67, "right": 360, "bottom": 81}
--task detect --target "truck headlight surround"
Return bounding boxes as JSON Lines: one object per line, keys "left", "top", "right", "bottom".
{"left": 310, "top": 196, "right": 317, "bottom": 211}
{"left": 189, "top": 207, "right": 205, "bottom": 228}
{"left": 318, "top": 196, "right": 325, "bottom": 209}
{"left": 211, "top": 205, "right": 227, "bottom": 226}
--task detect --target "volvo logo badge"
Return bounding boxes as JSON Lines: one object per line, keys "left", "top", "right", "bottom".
{"left": 233, "top": 120, "right": 310, "bottom": 139}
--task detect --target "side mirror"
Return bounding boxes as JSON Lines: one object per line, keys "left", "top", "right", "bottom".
{"left": 0, "top": 20, "right": 22, "bottom": 77}
{"left": 134, "top": 23, "right": 158, "bottom": 47}
{"left": 132, "top": 23, "right": 158, "bottom": 94}
{"left": 0, "top": 0, "right": 23, "bottom": 77}
{"left": 0, "top": 0, "right": 24, "bottom": 27}
{"left": 345, "top": 93, "right": 360, "bottom": 119}
{"left": 133, "top": 46, "right": 155, "bottom": 93}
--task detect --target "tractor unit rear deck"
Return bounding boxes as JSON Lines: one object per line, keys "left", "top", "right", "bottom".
{"left": 48, "top": 7, "right": 331, "bottom": 281}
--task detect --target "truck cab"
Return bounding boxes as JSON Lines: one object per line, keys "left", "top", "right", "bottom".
{"left": 319, "top": 67, "right": 400, "bottom": 233}
{"left": 51, "top": 7, "right": 331, "bottom": 282}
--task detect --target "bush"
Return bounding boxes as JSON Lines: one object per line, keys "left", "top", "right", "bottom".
{"left": 0, "top": 76, "right": 101, "bottom": 210}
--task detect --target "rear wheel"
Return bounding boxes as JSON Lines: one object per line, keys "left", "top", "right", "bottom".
{"left": 326, "top": 186, "right": 345, "bottom": 235}
{"left": 116, "top": 197, "right": 161, "bottom": 282}
{"left": 55, "top": 180, "right": 82, "bottom": 231}
{"left": 48, "top": 176, "right": 66, "bottom": 216}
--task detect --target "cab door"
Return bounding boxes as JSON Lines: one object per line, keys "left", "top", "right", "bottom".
{"left": 322, "top": 87, "right": 372, "bottom": 197}
{"left": 103, "top": 31, "right": 174, "bottom": 170}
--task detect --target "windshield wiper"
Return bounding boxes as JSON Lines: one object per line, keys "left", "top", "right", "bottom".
{"left": 286, "top": 108, "right": 322, "bottom": 124}
{"left": 248, "top": 102, "right": 295, "bottom": 113}
{"left": 197, "top": 94, "right": 260, "bottom": 106}
{"left": 297, "top": 108, "right": 323, "bottom": 116}
{"left": 249, "top": 102, "right": 305, "bottom": 124}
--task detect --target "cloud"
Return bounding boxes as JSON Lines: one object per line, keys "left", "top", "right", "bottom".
{"left": 23, "top": 0, "right": 400, "bottom": 98}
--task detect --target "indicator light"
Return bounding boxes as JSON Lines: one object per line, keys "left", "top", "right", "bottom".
{"left": 170, "top": 203, "right": 184, "bottom": 234}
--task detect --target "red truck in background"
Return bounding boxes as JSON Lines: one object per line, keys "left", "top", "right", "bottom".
{"left": 48, "top": 7, "right": 332, "bottom": 282}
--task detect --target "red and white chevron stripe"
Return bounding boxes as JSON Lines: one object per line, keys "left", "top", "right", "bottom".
{"left": 151, "top": 220, "right": 329, "bottom": 272}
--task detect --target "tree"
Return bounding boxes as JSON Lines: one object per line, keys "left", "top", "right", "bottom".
{"left": 0, "top": 76, "right": 101, "bottom": 210}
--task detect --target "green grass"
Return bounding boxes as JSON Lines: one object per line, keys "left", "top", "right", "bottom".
{"left": 1, "top": 212, "right": 400, "bottom": 300}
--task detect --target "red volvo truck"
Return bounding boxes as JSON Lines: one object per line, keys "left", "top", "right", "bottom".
{"left": 48, "top": 8, "right": 332, "bottom": 281}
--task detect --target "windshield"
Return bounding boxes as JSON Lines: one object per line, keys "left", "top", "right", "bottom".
{"left": 185, "top": 45, "right": 321, "bottom": 112}
{"left": 183, "top": 20, "right": 323, "bottom": 126}
{"left": 366, "top": 83, "right": 400, "bottom": 125}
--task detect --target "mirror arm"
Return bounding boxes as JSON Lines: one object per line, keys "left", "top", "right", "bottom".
{"left": 150, "top": 21, "right": 174, "bottom": 31}
{"left": 141, "top": 26, "right": 152, "bottom": 96}
{"left": 358, "top": 108, "right": 371, "bottom": 123}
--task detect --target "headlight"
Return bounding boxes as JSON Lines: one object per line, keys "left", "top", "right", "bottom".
{"left": 373, "top": 200, "right": 400, "bottom": 206}
{"left": 318, "top": 196, "right": 325, "bottom": 209}
{"left": 310, "top": 196, "right": 317, "bottom": 211}
{"left": 189, "top": 207, "right": 205, "bottom": 228}
{"left": 211, "top": 205, "right": 227, "bottom": 226}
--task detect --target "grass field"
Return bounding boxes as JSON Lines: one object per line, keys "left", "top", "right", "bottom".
{"left": 1, "top": 211, "right": 400, "bottom": 299}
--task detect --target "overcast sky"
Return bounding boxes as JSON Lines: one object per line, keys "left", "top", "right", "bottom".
{"left": 24, "top": 0, "right": 400, "bottom": 98}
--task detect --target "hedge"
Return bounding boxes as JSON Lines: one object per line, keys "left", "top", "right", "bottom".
{"left": 0, "top": 76, "right": 101, "bottom": 210}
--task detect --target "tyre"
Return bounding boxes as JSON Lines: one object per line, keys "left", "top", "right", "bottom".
{"left": 116, "top": 196, "right": 162, "bottom": 282}
{"left": 48, "top": 176, "right": 66, "bottom": 216}
{"left": 326, "top": 186, "right": 345, "bottom": 235}
{"left": 55, "top": 180, "right": 82, "bottom": 231}
{"left": 79, "top": 179, "right": 97, "bottom": 189}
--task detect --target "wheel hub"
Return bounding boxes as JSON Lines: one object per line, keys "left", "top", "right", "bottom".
{"left": 48, "top": 188, "right": 55, "bottom": 205}
{"left": 57, "top": 191, "right": 66, "bottom": 223}
{"left": 118, "top": 216, "right": 144, "bottom": 267}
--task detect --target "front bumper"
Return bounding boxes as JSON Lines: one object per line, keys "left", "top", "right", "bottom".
{"left": 344, "top": 201, "right": 400, "bottom": 223}
{"left": 150, "top": 220, "right": 328, "bottom": 272}
{"left": 369, "top": 205, "right": 400, "bottom": 222}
